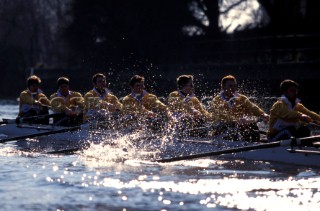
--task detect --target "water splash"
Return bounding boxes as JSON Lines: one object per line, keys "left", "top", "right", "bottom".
{"left": 79, "top": 130, "right": 163, "bottom": 167}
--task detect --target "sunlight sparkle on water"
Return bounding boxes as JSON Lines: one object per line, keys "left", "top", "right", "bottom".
{"left": 52, "top": 165, "right": 59, "bottom": 172}
{"left": 79, "top": 175, "right": 320, "bottom": 210}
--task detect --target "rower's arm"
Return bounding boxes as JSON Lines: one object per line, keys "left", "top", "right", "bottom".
{"left": 296, "top": 104, "right": 320, "bottom": 121}
{"left": 70, "top": 92, "right": 85, "bottom": 109}
{"left": 210, "top": 98, "right": 235, "bottom": 122}
{"left": 19, "top": 92, "right": 34, "bottom": 105}
{"left": 191, "top": 97, "right": 210, "bottom": 117}
{"left": 38, "top": 94, "right": 51, "bottom": 107}
{"left": 50, "top": 97, "right": 66, "bottom": 113}
{"left": 107, "top": 95, "right": 123, "bottom": 111}
{"left": 167, "top": 94, "right": 184, "bottom": 112}
{"left": 243, "top": 97, "right": 266, "bottom": 117}
{"left": 270, "top": 102, "right": 301, "bottom": 121}
{"left": 122, "top": 96, "right": 149, "bottom": 115}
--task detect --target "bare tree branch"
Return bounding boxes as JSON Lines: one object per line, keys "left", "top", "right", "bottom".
{"left": 220, "top": 0, "right": 247, "bottom": 14}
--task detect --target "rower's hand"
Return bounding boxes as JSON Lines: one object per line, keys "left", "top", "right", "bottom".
{"left": 65, "top": 108, "right": 78, "bottom": 117}
{"left": 146, "top": 111, "right": 157, "bottom": 118}
{"left": 313, "top": 120, "right": 320, "bottom": 125}
{"left": 34, "top": 100, "right": 44, "bottom": 107}
{"left": 107, "top": 104, "right": 117, "bottom": 112}
{"left": 191, "top": 109, "right": 202, "bottom": 118}
{"left": 262, "top": 113, "right": 269, "bottom": 124}
{"left": 239, "top": 118, "right": 251, "bottom": 124}
{"left": 166, "top": 110, "right": 174, "bottom": 121}
{"left": 101, "top": 101, "right": 117, "bottom": 112}
{"left": 299, "top": 114, "right": 312, "bottom": 123}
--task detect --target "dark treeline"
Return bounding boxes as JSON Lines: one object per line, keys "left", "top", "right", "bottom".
{"left": 1, "top": 0, "right": 320, "bottom": 102}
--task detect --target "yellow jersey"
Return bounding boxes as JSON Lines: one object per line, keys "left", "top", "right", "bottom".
{"left": 50, "top": 90, "right": 84, "bottom": 113}
{"left": 18, "top": 89, "right": 51, "bottom": 116}
{"left": 211, "top": 92, "right": 265, "bottom": 123}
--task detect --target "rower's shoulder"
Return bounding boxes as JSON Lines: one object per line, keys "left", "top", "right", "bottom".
{"left": 270, "top": 98, "right": 286, "bottom": 109}
{"left": 212, "top": 94, "right": 226, "bottom": 104}
{"left": 237, "top": 93, "right": 250, "bottom": 100}
{"left": 144, "top": 93, "right": 157, "bottom": 98}
{"left": 71, "top": 91, "right": 83, "bottom": 97}
{"left": 212, "top": 94, "right": 221, "bottom": 101}
{"left": 50, "top": 92, "right": 58, "bottom": 99}
{"left": 168, "top": 91, "right": 179, "bottom": 97}
{"left": 122, "top": 94, "right": 133, "bottom": 101}
{"left": 84, "top": 89, "right": 94, "bottom": 97}
{"left": 19, "top": 89, "right": 29, "bottom": 96}
{"left": 106, "top": 92, "right": 120, "bottom": 99}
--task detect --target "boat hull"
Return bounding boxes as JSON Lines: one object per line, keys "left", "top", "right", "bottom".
{"left": 1, "top": 123, "right": 319, "bottom": 167}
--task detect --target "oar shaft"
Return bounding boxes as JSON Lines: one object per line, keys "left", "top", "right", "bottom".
{"left": 17, "top": 113, "right": 61, "bottom": 124}
{"left": 156, "top": 136, "right": 320, "bottom": 163}
{"left": 0, "top": 126, "right": 80, "bottom": 143}
{"left": 1, "top": 113, "right": 63, "bottom": 125}
{"left": 46, "top": 147, "right": 81, "bottom": 154}
{"left": 0, "top": 119, "right": 16, "bottom": 124}
{"left": 157, "top": 142, "right": 281, "bottom": 163}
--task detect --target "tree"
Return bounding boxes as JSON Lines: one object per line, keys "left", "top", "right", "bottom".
{"left": 257, "top": 0, "right": 320, "bottom": 34}
{"left": 0, "top": 0, "right": 72, "bottom": 98}
{"left": 65, "top": 0, "right": 201, "bottom": 67}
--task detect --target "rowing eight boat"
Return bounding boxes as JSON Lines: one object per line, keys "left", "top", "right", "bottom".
{"left": 0, "top": 121, "right": 319, "bottom": 166}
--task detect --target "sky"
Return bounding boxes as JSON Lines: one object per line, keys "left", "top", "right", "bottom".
{"left": 220, "top": 0, "right": 262, "bottom": 34}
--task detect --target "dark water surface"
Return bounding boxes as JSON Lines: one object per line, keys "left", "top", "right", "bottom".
{"left": 1, "top": 101, "right": 319, "bottom": 210}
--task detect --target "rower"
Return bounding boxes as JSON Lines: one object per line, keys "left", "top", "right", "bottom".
{"left": 168, "top": 75, "right": 210, "bottom": 135}
{"left": 268, "top": 79, "right": 320, "bottom": 142}
{"left": 210, "top": 75, "right": 269, "bottom": 142}
{"left": 18, "top": 75, "right": 51, "bottom": 124}
{"left": 84, "top": 73, "right": 122, "bottom": 122}
{"left": 121, "top": 75, "right": 171, "bottom": 129}
{"left": 50, "top": 77, "right": 84, "bottom": 126}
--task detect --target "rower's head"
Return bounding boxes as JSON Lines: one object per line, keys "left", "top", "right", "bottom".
{"left": 221, "top": 75, "right": 237, "bottom": 97}
{"left": 129, "top": 75, "right": 145, "bottom": 94}
{"left": 57, "top": 77, "right": 70, "bottom": 95}
{"left": 177, "top": 75, "right": 194, "bottom": 95}
{"left": 92, "top": 73, "right": 107, "bottom": 89}
{"left": 280, "top": 79, "right": 298, "bottom": 101}
{"left": 27, "top": 75, "right": 41, "bottom": 92}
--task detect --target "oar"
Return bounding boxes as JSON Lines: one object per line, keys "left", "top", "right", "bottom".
{"left": 1, "top": 113, "right": 63, "bottom": 125}
{"left": 46, "top": 142, "right": 91, "bottom": 155}
{"left": 156, "top": 135, "right": 320, "bottom": 163}
{"left": 0, "top": 125, "right": 81, "bottom": 143}
{"left": 46, "top": 147, "right": 82, "bottom": 155}
{"left": 308, "top": 121, "right": 320, "bottom": 128}
{"left": 0, "top": 121, "right": 8, "bottom": 125}
{"left": 0, "top": 119, "right": 16, "bottom": 124}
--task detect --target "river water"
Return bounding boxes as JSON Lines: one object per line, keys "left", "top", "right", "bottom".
{"left": 0, "top": 100, "right": 319, "bottom": 210}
